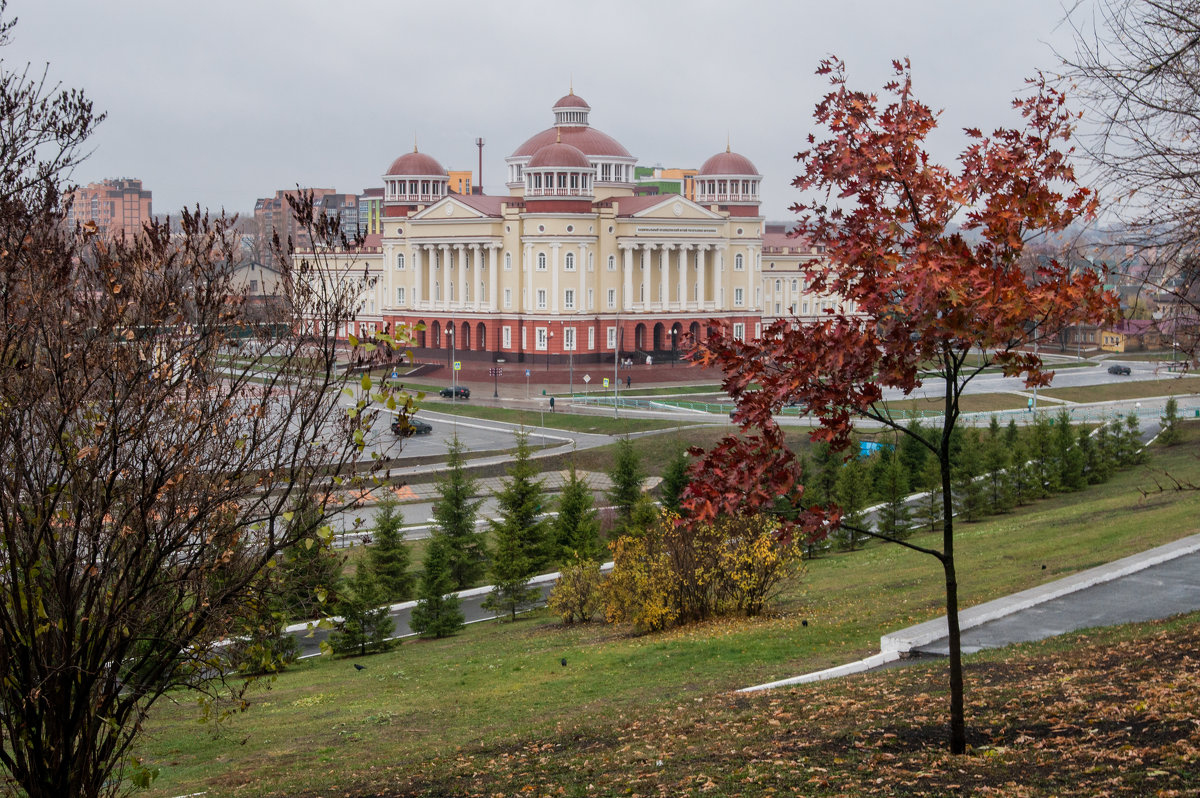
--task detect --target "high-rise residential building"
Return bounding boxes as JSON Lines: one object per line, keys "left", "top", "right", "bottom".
{"left": 64, "top": 178, "right": 152, "bottom": 239}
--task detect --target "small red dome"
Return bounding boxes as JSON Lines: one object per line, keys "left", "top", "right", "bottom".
{"left": 527, "top": 141, "right": 591, "bottom": 169}
{"left": 553, "top": 92, "right": 590, "bottom": 110}
{"left": 385, "top": 150, "right": 446, "bottom": 177}
{"left": 699, "top": 150, "right": 759, "bottom": 176}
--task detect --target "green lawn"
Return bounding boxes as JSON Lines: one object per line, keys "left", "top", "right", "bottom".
{"left": 1040, "top": 375, "right": 1200, "bottom": 403}
{"left": 135, "top": 423, "right": 1200, "bottom": 797}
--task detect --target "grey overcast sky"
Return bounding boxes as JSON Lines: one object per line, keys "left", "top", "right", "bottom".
{"left": 3, "top": 0, "right": 1082, "bottom": 220}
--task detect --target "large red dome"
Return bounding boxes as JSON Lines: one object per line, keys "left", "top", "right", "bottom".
{"left": 511, "top": 126, "right": 631, "bottom": 159}
{"left": 699, "top": 150, "right": 759, "bottom": 176}
{"left": 553, "top": 93, "right": 590, "bottom": 110}
{"left": 385, "top": 150, "right": 447, "bottom": 176}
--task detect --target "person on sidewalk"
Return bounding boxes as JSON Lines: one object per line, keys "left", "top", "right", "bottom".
{"left": 549, "top": 396, "right": 556, "bottom": 412}
{"left": 626, "top": 375, "right": 631, "bottom": 389}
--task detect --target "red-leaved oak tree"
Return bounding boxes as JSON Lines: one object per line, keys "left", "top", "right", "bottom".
{"left": 684, "top": 58, "right": 1118, "bottom": 755}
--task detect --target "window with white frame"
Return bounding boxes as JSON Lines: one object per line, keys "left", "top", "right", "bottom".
{"left": 791, "top": 278, "right": 798, "bottom": 292}
{"left": 396, "top": 253, "right": 405, "bottom": 270}
{"left": 587, "top": 327, "right": 595, "bottom": 349}
{"left": 734, "top": 287, "right": 744, "bottom": 306}
{"left": 564, "top": 289, "right": 575, "bottom": 310}
{"left": 537, "top": 252, "right": 547, "bottom": 271}
{"left": 587, "top": 288, "right": 594, "bottom": 310}
{"left": 564, "top": 252, "right": 575, "bottom": 271}
{"left": 607, "top": 326, "right": 617, "bottom": 349}
{"left": 536, "top": 289, "right": 547, "bottom": 309}
{"left": 733, "top": 323, "right": 745, "bottom": 341}
{"left": 587, "top": 253, "right": 594, "bottom": 272}
{"left": 502, "top": 326, "right": 512, "bottom": 349}
{"left": 504, "top": 287, "right": 512, "bottom": 308}
{"left": 521, "top": 327, "right": 526, "bottom": 349}
{"left": 504, "top": 252, "right": 512, "bottom": 270}
{"left": 607, "top": 254, "right": 616, "bottom": 271}
{"left": 535, "top": 327, "right": 548, "bottom": 350}
{"left": 396, "top": 286, "right": 405, "bottom": 304}
{"left": 435, "top": 281, "right": 441, "bottom": 300}
{"left": 735, "top": 253, "right": 744, "bottom": 271}
{"left": 755, "top": 322, "right": 762, "bottom": 338}
{"left": 564, "top": 327, "right": 576, "bottom": 351}
{"left": 607, "top": 288, "right": 616, "bottom": 308}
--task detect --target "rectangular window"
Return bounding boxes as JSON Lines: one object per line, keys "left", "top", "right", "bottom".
{"left": 502, "top": 326, "right": 512, "bottom": 349}
{"left": 564, "top": 327, "right": 576, "bottom": 351}
{"left": 397, "top": 286, "right": 406, "bottom": 304}
{"left": 587, "top": 288, "right": 594, "bottom": 310}
{"left": 607, "top": 288, "right": 616, "bottom": 308}
{"left": 536, "top": 327, "right": 548, "bottom": 351}
{"left": 733, "top": 323, "right": 745, "bottom": 342}
{"left": 537, "top": 289, "right": 547, "bottom": 309}
{"left": 521, "top": 327, "right": 527, "bottom": 350}
{"left": 504, "top": 287, "right": 512, "bottom": 308}
{"left": 587, "top": 327, "right": 595, "bottom": 350}
{"left": 564, "top": 289, "right": 575, "bottom": 310}
{"left": 734, "top": 287, "right": 744, "bottom": 306}
{"left": 607, "top": 326, "right": 617, "bottom": 349}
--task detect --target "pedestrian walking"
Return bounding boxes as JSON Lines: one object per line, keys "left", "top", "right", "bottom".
{"left": 626, "top": 375, "right": 631, "bottom": 389}
{"left": 549, "top": 396, "right": 556, "bottom": 412}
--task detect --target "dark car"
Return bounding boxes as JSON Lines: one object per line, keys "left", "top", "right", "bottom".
{"left": 439, "top": 385, "right": 470, "bottom": 399}
{"left": 391, "top": 417, "right": 432, "bottom": 436}
{"left": 1107, "top": 364, "right": 1132, "bottom": 376}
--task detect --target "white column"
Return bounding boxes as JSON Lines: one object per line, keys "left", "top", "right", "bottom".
{"left": 472, "top": 244, "right": 483, "bottom": 311}
{"left": 550, "top": 242, "right": 561, "bottom": 313}
{"left": 659, "top": 244, "right": 672, "bottom": 310}
{"left": 412, "top": 244, "right": 423, "bottom": 306}
{"left": 439, "top": 244, "right": 451, "bottom": 310}
{"left": 715, "top": 244, "right": 726, "bottom": 309}
{"left": 487, "top": 245, "right": 498, "bottom": 311}
{"left": 622, "top": 244, "right": 634, "bottom": 312}
{"left": 455, "top": 244, "right": 467, "bottom": 309}
{"left": 640, "top": 244, "right": 654, "bottom": 309}
{"left": 677, "top": 244, "right": 690, "bottom": 311}
{"left": 696, "top": 245, "right": 707, "bottom": 308}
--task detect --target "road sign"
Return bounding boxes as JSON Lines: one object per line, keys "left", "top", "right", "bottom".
{"left": 525, "top": 369, "right": 531, "bottom": 377}
{"left": 453, "top": 361, "right": 461, "bottom": 371}
{"left": 582, "top": 374, "right": 591, "bottom": 383}
{"left": 390, "top": 371, "right": 399, "bottom": 379}
{"left": 602, "top": 377, "right": 610, "bottom": 388}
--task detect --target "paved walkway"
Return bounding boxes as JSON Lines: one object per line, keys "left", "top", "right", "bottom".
{"left": 742, "top": 533, "right": 1200, "bottom": 691}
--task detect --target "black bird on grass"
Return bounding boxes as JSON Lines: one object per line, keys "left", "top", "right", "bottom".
{"left": 560, "top": 658, "right": 567, "bottom": 667}
{"left": 354, "top": 663, "right": 367, "bottom": 671}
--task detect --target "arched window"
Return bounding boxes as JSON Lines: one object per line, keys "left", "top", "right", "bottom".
{"left": 735, "top": 253, "right": 745, "bottom": 271}
{"left": 607, "top": 255, "right": 616, "bottom": 271}
{"left": 504, "top": 252, "right": 512, "bottom": 270}
{"left": 564, "top": 252, "right": 575, "bottom": 271}
{"left": 396, "top": 252, "right": 405, "bottom": 270}
{"left": 537, "top": 252, "right": 547, "bottom": 271}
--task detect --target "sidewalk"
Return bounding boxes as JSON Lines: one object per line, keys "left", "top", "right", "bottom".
{"left": 741, "top": 533, "right": 1200, "bottom": 691}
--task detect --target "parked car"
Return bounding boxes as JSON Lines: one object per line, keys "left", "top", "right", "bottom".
{"left": 439, "top": 385, "right": 470, "bottom": 399}
{"left": 1107, "top": 364, "right": 1132, "bottom": 376}
{"left": 391, "top": 417, "right": 432, "bottom": 436}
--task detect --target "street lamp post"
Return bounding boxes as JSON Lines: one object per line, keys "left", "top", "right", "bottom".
{"left": 545, "top": 330, "right": 553, "bottom": 371}
{"left": 493, "top": 358, "right": 504, "bottom": 398}
{"left": 448, "top": 324, "right": 456, "bottom": 404}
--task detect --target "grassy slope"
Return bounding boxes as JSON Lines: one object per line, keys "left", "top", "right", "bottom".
{"left": 137, "top": 425, "right": 1200, "bottom": 797}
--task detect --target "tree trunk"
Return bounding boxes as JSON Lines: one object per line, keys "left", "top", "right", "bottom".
{"left": 941, "top": 439, "right": 967, "bottom": 754}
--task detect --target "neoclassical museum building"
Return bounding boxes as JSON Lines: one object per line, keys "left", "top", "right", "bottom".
{"left": 306, "top": 91, "right": 826, "bottom": 366}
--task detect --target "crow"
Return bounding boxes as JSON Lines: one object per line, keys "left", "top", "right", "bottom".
{"left": 354, "top": 663, "right": 367, "bottom": 671}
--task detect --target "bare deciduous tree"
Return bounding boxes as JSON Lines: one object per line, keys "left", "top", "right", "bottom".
{"left": 0, "top": 7, "right": 410, "bottom": 794}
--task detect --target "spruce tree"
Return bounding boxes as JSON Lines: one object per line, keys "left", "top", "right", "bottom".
{"left": 952, "top": 429, "right": 987, "bottom": 522}
{"left": 897, "top": 418, "right": 930, "bottom": 490}
{"left": 608, "top": 437, "right": 645, "bottom": 532}
{"left": 1008, "top": 440, "right": 1037, "bottom": 506}
{"left": 554, "top": 464, "right": 601, "bottom": 561}
{"left": 915, "top": 455, "right": 943, "bottom": 532}
{"left": 835, "top": 456, "right": 870, "bottom": 550}
{"left": 278, "top": 497, "right": 343, "bottom": 621}
{"left": 330, "top": 566, "right": 394, "bottom": 656}
{"left": 484, "top": 433, "right": 549, "bottom": 619}
{"left": 432, "top": 435, "right": 486, "bottom": 589}
{"left": 982, "top": 428, "right": 1015, "bottom": 513}
{"left": 876, "top": 450, "right": 912, "bottom": 539}
{"left": 1028, "top": 412, "right": 1057, "bottom": 497}
{"left": 1095, "top": 420, "right": 1119, "bottom": 479}
{"left": 1077, "top": 425, "right": 1104, "bottom": 485}
{"left": 1117, "top": 412, "right": 1145, "bottom": 466}
{"left": 658, "top": 449, "right": 691, "bottom": 514}
{"left": 369, "top": 494, "right": 414, "bottom": 602}
{"left": 409, "top": 533, "right": 464, "bottom": 638}
{"left": 1054, "top": 409, "right": 1086, "bottom": 491}
{"left": 1160, "top": 397, "right": 1181, "bottom": 445}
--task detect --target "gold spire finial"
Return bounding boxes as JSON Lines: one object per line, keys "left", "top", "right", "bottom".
{"left": 726, "top": 133, "right": 731, "bottom": 153}
{"left": 413, "top": 134, "right": 418, "bottom": 154}
{"left": 556, "top": 129, "right": 562, "bottom": 144}
{"left": 569, "top": 76, "right": 574, "bottom": 95}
